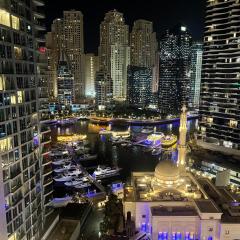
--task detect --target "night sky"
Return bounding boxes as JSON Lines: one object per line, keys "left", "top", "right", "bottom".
{"left": 45, "top": 0, "right": 206, "bottom": 53}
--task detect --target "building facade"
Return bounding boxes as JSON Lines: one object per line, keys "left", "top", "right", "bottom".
{"left": 189, "top": 42, "right": 203, "bottom": 110}
{"left": 130, "top": 19, "right": 159, "bottom": 93}
{"left": 85, "top": 53, "right": 99, "bottom": 98}
{"left": 199, "top": 0, "right": 240, "bottom": 150}
{"left": 47, "top": 10, "right": 85, "bottom": 102}
{"left": 98, "top": 10, "right": 130, "bottom": 102}
{"left": 95, "top": 70, "right": 113, "bottom": 109}
{"left": 0, "top": 0, "right": 53, "bottom": 239}
{"left": 158, "top": 26, "right": 192, "bottom": 115}
{"left": 124, "top": 108, "right": 240, "bottom": 240}
{"left": 63, "top": 10, "right": 85, "bottom": 100}
{"left": 127, "top": 66, "right": 152, "bottom": 107}
{"left": 57, "top": 52, "right": 74, "bottom": 106}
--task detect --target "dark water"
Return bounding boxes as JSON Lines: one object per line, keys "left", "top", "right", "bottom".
{"left": 51, "top": 119, "right": 198, "bottom": 182}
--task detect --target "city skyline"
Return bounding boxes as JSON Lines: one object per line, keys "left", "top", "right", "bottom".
{"left": 45, "top": 0, "right": 205, "bottom": 53}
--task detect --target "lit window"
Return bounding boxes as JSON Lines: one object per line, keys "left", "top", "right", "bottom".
{"left": 207, "top": 117, "right": 213, "bottom": 124}
{"left": 10, "top": 95, "right": 16, "bottom": 104}
{"left": 0, "top": 137, "right": 12, "bottom": 153}
{"left": 11, "top": 15, "right": 19, "bottom": 30}
{"left": 0, "top": 9, "right": 10, "bottom": 27}
{"left": 0, "top": 75, "right": 6, "bottom": 90}
{"left": 17, "top": 91, "right": 23, "bottom": 103}
{"left": 14, "top": 46, "right": 22, "bottom": 60}
{"left": 229, "top": 119, "right": 238, "bottom": 128}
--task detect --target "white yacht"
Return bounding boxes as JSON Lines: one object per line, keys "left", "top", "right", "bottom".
{"left": 92, "top": 166, "right": 120, "bottom": 179}
{"left": 53, "top": 175, "right": 73, "bottom": 182}
{"left": 53, "top": 164, "right": 77, "bottom": 173}
{"left": 74, "top": 182, "right": 91, "bottom": 189}
{"left": 50, "top": 150, "right": 69, "bottom": 157}
{"left": 64, "top": 179, "right": 83, "bottom": 187}
{"left": 68, "top": 169, "right": 82, "bottom": 177}
{"left": 52, "top": 160, "right": 69, "bottom": 166}
{"left": 79, "top": 154, "right": 97, "bottom": 161}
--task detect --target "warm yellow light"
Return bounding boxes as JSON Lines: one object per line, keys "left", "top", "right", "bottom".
{"left": 57, "top": 134, "right": 87, "bottom": 143}
{"left": 0, "top": 137, "right": 13, "bottom": 153}
{"left": 10, "top": 95, "right": 16, "bottom": 104}
{"left": 17, "top": 91, "right": 23, "bottom": 103}
{"left": 14, "top": 46, "right": 22, "bottom": 60}
{"left": 0, "top": 9, "right": 10, "bottom": 28}
{"left": 11, "top": 15, "right": 19, "bottom": 30}
{"left": 0, "top": 75, "right": 6, "bottom": 90}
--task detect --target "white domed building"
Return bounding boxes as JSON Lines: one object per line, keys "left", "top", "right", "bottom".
{"left": 123, "top": 106, "right": 240, "bottom": 240}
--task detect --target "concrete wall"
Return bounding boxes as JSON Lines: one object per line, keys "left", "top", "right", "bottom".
{"left": 219, "top": 224, "right": 240, "bottom": 240}
{"left": 152, "top": 216, "right": 199, "bottom": 240}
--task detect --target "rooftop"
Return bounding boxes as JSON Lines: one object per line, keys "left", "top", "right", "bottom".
{"left": 151, "top": 206, "right": 198, "bottom": 216}
{"left": 194, "top": 199, "right": 220, "bottom": 213}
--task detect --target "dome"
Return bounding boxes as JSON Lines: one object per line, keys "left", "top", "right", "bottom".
{"left": 154, "top": 160, "right": 180, "bottom": 182}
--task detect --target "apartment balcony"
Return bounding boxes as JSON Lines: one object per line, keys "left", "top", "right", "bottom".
{"left": 33, "top": 10, "right": 45, "bottom": 19}
{"left": 43, "top": 176, "right": 53, "bottom": 186}
{"left": 33, "top": 0, "right": 44, "bottom": 6}
{"left": 34, "top": 20, "right": 46, "bottom": 31}
{"left": 43, "top": 165, "right": 52, "bottom": 176}
{"left": 42, "top": 155, "right": 51, "bottom": 166}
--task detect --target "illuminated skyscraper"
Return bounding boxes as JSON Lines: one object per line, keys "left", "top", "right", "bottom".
{"left": 189, "top": 42, "right": 203, "bottom": 110}
{"left": 47, "top": 10, "right": 85, "bottom": 101}
{"left": 158, "top": 25, "right": 192, "bottom": 115}
{"left": 130, "top": 19, "right": 159, "bottom": 93}
{"left": 0, "top": 0, "right": 53, "bottom": 239}
{"left": 199, "top": 0, "right": 240, "bottom": 150}
{"left": 57, "top": 52, "right": 74, "bottom": 105}
{"left": 95, "top": 70, "right": 113, "bottom": 109}
{"left": 99, "top": 10, "right": 130, "bottom": 101}
{"left": 85, "top": 53, "right": 99, "bottom": 98}
{"left": 64, "top": 10, "right": 85, "bottom": 100}
{"left": 127, "top": 66, "right": 152, "bottom": 107}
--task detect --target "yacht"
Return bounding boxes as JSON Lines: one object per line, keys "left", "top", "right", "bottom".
{"left": 54, "top": 164, "right": 77, "bottom": 173}
{"left": 52, "top": 159, "right": 70, "bottom": 166}
{"left": 68, "top": 169, "right": 82, "bottom": 177}
{"left": 92, "top": 166, "right": 120, "bottom": 179}
{"left": 64, "top": 179, "right": 83, "bottom": 187}
{"left": 79, "top": 154, "right": 97, "bottom": 161}
{"left": 141, "top": 127, "right": 153, "bottom": 134}
{"left": 50, "top": 150, "right": 69, "bottom": 157}
{"left": 53, "top": 175, "right": 73, "bottom": 182}
{"left": 161, "top": 134, "right": 177, "bottom": 147}
{"left": 74, "top": 182, "right": 91, "bottom": 189}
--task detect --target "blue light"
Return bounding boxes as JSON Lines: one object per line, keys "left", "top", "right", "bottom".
{"left": 185, "top": 232, "right": 190, "bottom": 240}
{"left": 141, "top": 222, "right": 147, "bottom": 232}
{"left": 158, "top": 232, "right": 168, "bottom": 240}
{"left": 208, "top": 237, "right": 212, "bottom": 240}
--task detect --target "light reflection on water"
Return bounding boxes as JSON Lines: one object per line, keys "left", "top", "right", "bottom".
{"left": 50, "top": 119, "right": 198, "bottom": 181}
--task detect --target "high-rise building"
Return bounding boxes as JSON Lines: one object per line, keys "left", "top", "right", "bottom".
{"left": 189, "top": 42, "right": 203, "bottom": 110}
{"left": 130, "top": 19, "right": 159, "bottom": 93}
{"left": 199, "top": 0, "right": 240, "bottom": 150}
{"left": 0, "top": 0, "right": 53, "bottom": 239}
{"left": 47, "top": 11, "right": 85, "bottom": 102}
{"left": 158, "top": 26, "right": 192, "bottom": 115}
{"left": 46, "top": 18, "right": 64, "bottom": 100}
{"left": 57, "top": 52, "right": 74, "bottom": 105}
{"left": 95, "top": 70, "right": 113, "bottom": 109}
{"left": 63, "top": 11, "right": 85, "bottom": 100}
{"left": 99, "top": 10, "right": 130, "bottom": 102}
{"left": 127, "top": 66, "right": 152, "bottom": 107}
{"left": 85, "top": 53, "right": 99, "bottom": 98}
